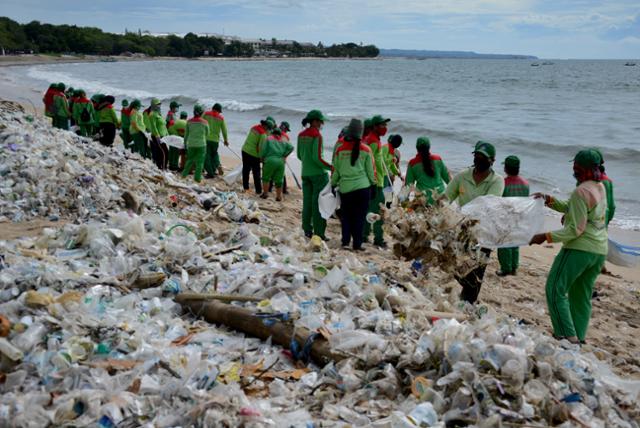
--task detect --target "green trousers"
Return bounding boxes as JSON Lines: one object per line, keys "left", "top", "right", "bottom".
{"left": 498, "top": 247, "right": 520, "bottom": 273}
{"left": 182, "top": 146, "right": 206, "bottom": 183}
{"left": 204, "top": 140, "right": 220, "bottom": 177}
{"left": 168, "top": 146, "right": 183, "bottom": 170}
{"left": 546, "top": 248, "right": 605, "bottom": 341}
{"left": 120, "top": 129, "right": 132, "bottom": 149}
{"left": 263, "top": 158, "right": 285, "bottom": 187}
{"left": 302, "top": 173, "right": 329, "bottom": 237}
{"left": 53, "top": 116, "right": 69, "bottom": 130}
{"left": 364, "top": 186, "right": 385, "bottom": 244}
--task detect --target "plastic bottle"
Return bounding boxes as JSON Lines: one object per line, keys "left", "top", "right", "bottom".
{"left": 0, "top": 337, "right": 24, "bottom": 361}
{"left": 13, "top": 322, "right": 47, "bottom": 351}
{"left": 408, "top": 402, "right": 438, "bottom": 427}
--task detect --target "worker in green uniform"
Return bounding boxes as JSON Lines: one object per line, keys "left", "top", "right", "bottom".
{"left": 129, "top": 99, "right": 149, "bottom": 157}
{"left": 496, "top": 155, "right": 530, "bottom": 276}
{"left": 242, "top": 118, "right": 273, "bottom": 194}
{"left": 261, "top": 128, "right": 294, "bottom": 201}
{"left": 167, "top": 111, "right": 188, "bottom": 171}
{"left": 446, "top": 141, "right": 504, "bottom": 303}
{"left": 52, "top": 83, "right": 71, "bottom": 130}
{"left": 530, "top": 149, "right": 608, "bottom": 344}
{"left": 65, "top": 86, "right": 75, "bottom": 126}
{"left": 181, "top": 104, "right": 210, "bottom": 183}
{"left": 120, "top": 100, "right": 132, "bottom": 150}
{"left": 405, "top": 137, "right": 450, "bottom": 205}
{"left": 43, "top": 83, "right": 57, "bottom": 119}
{"left": 203, "top": 103, "right": 229, "bottom": 177}
{"left": 72, "top": 90, "right": 95, "bottom": 137}
{"left": 166, "top": 100, "right": 181, "bottom": 127}
{"left": 363, "top": 114, "right": 391, "bottom": 247}
{"left": 331, "top": 119, "right": 376, "bottom": 250}
{"left": 382, "top": 134, "right": 403, "bottom": 183}
{"left": 149, "top": 99, "right": 169, "bottom": 169}
{"left": 96, "top": 95, "right": 120, "bottom": 147}
{"left": 297, "top": 110, "right": 332, "bottom": 239}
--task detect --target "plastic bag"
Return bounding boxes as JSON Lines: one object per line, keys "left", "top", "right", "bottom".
{"left": 460, "top": 196, "right": 544, "bottom": 248}
{"left": 161, "top": 135, "right": 184, "bottom": 149}
{"left": 318, "top": 182, "right": 340, "bottom": 220}
{"left": 223, "top": 165, "right": 242, "bottom": 185}
{"left": 607, "top": 239, "right": 640, "bottom": 268}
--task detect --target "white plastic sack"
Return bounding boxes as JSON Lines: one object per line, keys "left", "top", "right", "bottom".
{"left": 607, "top": 239, "right": 640, "bottom": 268}
{"left": 223, "top": 165, "right": 242, "bottom": 185}
{"left": 319, "top": 182, "right": 341, "bottom": 220}
{"left": 460, "top": 196, "right": 545, "bottom": 248}
{"left": 161, "top": 135, "right": 184, "bottom": 149}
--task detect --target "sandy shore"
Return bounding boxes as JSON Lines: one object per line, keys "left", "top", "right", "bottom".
{"left": 1, "top": 59, "right": 639, "bottom": 379}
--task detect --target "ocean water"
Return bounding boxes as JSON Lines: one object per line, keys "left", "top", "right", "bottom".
{"left": 13, "top": 58, "right": 640, "bottom": 230}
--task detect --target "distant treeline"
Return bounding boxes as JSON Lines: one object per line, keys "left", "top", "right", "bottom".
{"left": 0, "top": 17, "right": 379, "bottom": 58}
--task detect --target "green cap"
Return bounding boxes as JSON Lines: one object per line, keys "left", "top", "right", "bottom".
{"left": 304, "top": 109, "right": 327, "bottom": 123}
{"left": 121, "top": 99, "right": 129, "bottom": 107}
{"left": 473, "top": 140, "right": 496, "bottom": 159}
{"left": 263, "top": 118, "right": 276, "bottom": 130}
{"left": 266, "top": 115, "right": 276, "bottom": 124}
{"left": 194, "top": 104, "right": 204, "bottom": 115}
{"left": 213, "top": 103, "right": 222, "bottom": 112}
{"left": 591, "top": 148, "right": 604, "bottom": 165}
{"left": 370, "top": 114, "right": 391, "bottom": 126}
{"left": 573, "top": 149, "right": 601, "bottom": 168}
{"left": 150, "top": 97, "right": 162, "bottom": 106}
{"left": 130, "top": 99, "right": 142, "bottom": 109}
{"left": 66, "top": 86, "right": 74, "bottom": 92}
{"left": 180, "top": 111, "right": 188, "bottom": 119}
{"left": 57, "top": 82, "right": 66, "bottom": 91}
{"left": 503, "top": 155, "right": 520, "bottom": 168}
{"left": 363, "top": 118, "right": 373, "bottom": 129}
{"left": 280, "top": 121, "right": 290, "bottom": 132}
{"left": 416, "top": 136, "right": 431, "bottom": 150}
{"left": 169, "top": 100, "right": 181, "bottom": 109}
{"left": 91, "top": 94, "right": 105, "bottom": 103}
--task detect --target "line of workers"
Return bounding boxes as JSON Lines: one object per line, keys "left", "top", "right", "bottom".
{"left": 44, "top": 86, "right": 615, "bottom": 345}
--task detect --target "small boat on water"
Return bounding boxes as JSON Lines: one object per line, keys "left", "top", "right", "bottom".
{"left": 542, "top": 61, "right": 554, "bottom": 65}
{"left": 624, "top": 62, "right": 636, "bottom": 66}
{"left": 531, "top": 63, "right": 539, "bottom": 67}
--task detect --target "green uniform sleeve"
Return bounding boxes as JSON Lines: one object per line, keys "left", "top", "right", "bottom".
{"left": 605, "top": 181, "right": 615, "bottom": 225}
{"left": 548, "top": 191, "right": 589, "bottom": 243}
{"left": 284, "top": 142, "right": 294, "bottom": 158}
{"left": 383, "top": 146, "right": 400, "bottom": 177}
{"left": 406, "top": 165, "right": 416, "bottom": 187}
{"left": 184, "top": 123, "right": 189, "bottom": 142}
{"left": 111, "top": 109, "right": 120, "bottom": 128}
{"left": 331, "top": 163, "right": 340, "bottom": 186}
{"left": 439, "top": 160, "right": 450, "bottom": 184}
{"left": 257, "top": 133, "right": 266, "bottom": 155}
{"left": 365, "top": 150, "right": 376, "bottom": 186}
{"left": 550, "top": 198, "right": 569, "bottom": 214}
{"left": 371, "top": 144, "right": 385, "bottom": 186}
{"left": 222, "top": 120, "right": 228, "bottom": 142}
{"left": 445, "top": 173, "right": 461, "bottom": 202}
{"left": 313, "top": 136, "right": 332, "bottom": 172}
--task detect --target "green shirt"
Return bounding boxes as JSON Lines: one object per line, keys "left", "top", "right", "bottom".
{"left": 168, "top": 119, "right": 187, "bottom": 137}
{"left": 261, "top": 135, "right": 294, "bottom": 160}
{"left": 297, "top": 127, "right": 332, "bottom": 177}
{"left": 184, "top": 117, "right": 209, "bottom": 149}
{"left": 203, "top": 111, "right": 228, "bottom": 143}
{"left": 120, "top": 108, "right": 131, "bottom": 131}
{"left": 143, "top": 109, "right": 152, "bottom": 131}
{"left": 547, "top": 181, "right": 608, "bottom": 255}
{"left": 72, "top": 99, "right": 94, "bottom": 125}
{"left": 381, "top": 143, "right": 400, "bottom": 177}
{"left": 149, "top": 111, "right": 168, "bottom": 137}
{"left": 242, "top": 124, "right": 268, "bottom": 157}
{"left": 129, "top": 109, "right": 146, "bottom": 134}
{"left": 363, "top": 133, "right": 386, "bottom": 187}
{"left": 445, "top": 167, "right": 504, "bottom": 207}
{"left": 405, "top": 153, "right": 450, "bottom": 204}
{"left": 331, "top": 141, "right": 376, "bottom": 193}
{"left": 98, "top": 106, "right": 119, "bottom": 125}
{"left": 53, "top": 94, "right": 70, "bottom": 118}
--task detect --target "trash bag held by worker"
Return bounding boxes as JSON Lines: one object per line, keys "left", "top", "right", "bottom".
{"left": 460, "top": 195, "right": 544, "bottom": 248}
{"left": 223, "top": 165, "right": 243, "bottom": 185}
{"left": 161, "top": 135, "right": 184, "bottom": 149}
{"left": 318, "top": 182, "right": 340, "bottom": 220}
{"left": 607, "top": 239, "right": 640, "bottom": 268}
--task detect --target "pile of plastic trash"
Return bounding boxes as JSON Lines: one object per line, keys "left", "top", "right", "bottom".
{"left": 0, "top": 102, "right": 639, "bottom": 426}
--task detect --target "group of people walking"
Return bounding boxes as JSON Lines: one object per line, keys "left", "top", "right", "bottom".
{"left": 43, "top": 85, "right": 615, "bottom": 345}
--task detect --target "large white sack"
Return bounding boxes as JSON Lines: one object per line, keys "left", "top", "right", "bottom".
{"left": 223, "top": 165, "right": 243, "bottom": 185}
{"left": 319, "top": 182, "right": 340, "bottom": 220}
{"left": 161, "top": 135, "right": 184, "bottom": 149}
{"left": 607, "top": 239, "right": 640, "bottom": 268}
{"left": 460, "top": 195, "right": 545, "bottom": 248}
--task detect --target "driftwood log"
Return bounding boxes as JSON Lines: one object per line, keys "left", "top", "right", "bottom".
{"left": 178, "top": 297, "right": 345, "bottom": 366}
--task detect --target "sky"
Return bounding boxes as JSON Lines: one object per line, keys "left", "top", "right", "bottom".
{"left": 3, "top": 0, "right": 640, "bottom": 58}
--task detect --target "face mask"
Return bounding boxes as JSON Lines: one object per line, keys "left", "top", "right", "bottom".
{"left": 378, "top": 126, "right": 387, "bottom": 137}
{"left": 474, "top": 157, "right": 491, "bottom": 172}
